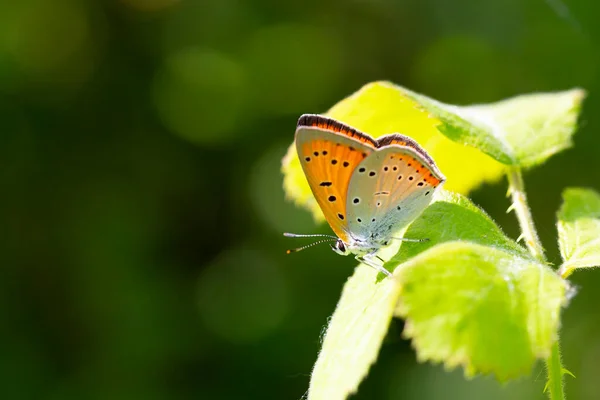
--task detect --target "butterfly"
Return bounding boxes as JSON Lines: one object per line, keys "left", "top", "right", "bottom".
{"left": 285, "top": 114, "right": 446, "bottom": 277}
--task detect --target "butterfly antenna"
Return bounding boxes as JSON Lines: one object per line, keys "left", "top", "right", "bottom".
{"left": 390, "top": 237, "right": 430, "bottom": 243}
{"left": 283, "top": 232, "right": 337, "bottom": 239}
{"left": 286, "top": 238, "right": 337, "bottom": 254}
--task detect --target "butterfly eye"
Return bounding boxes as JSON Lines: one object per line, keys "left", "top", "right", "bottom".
{"left": 331, "top": 239, "right": 348, "bottom": 255}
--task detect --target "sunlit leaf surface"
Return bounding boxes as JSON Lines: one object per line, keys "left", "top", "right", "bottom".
{"left": 309, "top": 191, "right": 567, "bottom": 399}
{"left": 557, "top": 188, "right": 600, "bottom": 277}
{"left": 308, "top": 265, "right": 401, "bottom": 400}
{"left": 282, "top": 81, "right": 506, "bottom": 221}
{"left": 395, "top": 241, "right": 566, "bottom": 381}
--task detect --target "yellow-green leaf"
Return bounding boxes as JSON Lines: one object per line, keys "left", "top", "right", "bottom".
{"left": 281, "top": 81, "right": 505, "bottom": 221}
{"left": 282, "top": 82, "right": 585, "bottom": 221}
{"left": 463, "top": 89, "right": 586, "bottom": 168}
{"left": 395, "top": 241, "right": 567, "bottom": 381}
{"left": 386, "top": 190, "right": 530, "bottom": 268}
{"left": 557, "top": 188, "right": 600, "bottom": 278}
{"left": 308, "top": 264, "right": 401, "bottom": 400}
{"left": 307, "top": 191, "right": 566, "bottom": 399}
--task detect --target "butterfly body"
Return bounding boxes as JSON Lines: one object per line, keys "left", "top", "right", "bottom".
{"left": 290, "top": 114, "right": 445, "bottom": 276}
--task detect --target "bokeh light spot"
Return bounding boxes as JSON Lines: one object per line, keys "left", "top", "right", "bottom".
{"left": 119, "top": 0, "right": 179, "bottom": 12}
{"left": 411, "top": 35, "right": 512, "bottom": 103}
{"left": 197, "top": 245, "right": 288, "bottom": 343}
{"left": 160, "top": 0, "right": 256, "bottom": 55}
{"left": 520, "top": 20, "right": 597, "bottom": 90}
{"left": 153, "top": 48, "right": 247, "bottom": 146}
{"left": 243, "top": 24, "right": 343, "bottom": 115}
{"left": 10, "top": 0, "right": 93, "bottom": 81}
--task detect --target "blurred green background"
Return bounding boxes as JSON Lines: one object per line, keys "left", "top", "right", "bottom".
{"left": 1, "top": 0, "right": 599, "bottom": 399}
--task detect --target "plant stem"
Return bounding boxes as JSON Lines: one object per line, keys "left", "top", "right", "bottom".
{"left": 546, "top": 341, "right": 565, "bottom": 400}
{"left": 507, "top": 167, "right": 546, "bottom": 263}
{"left": 506, "top": 167, "right": 565, "bottom": 400}
{"left": 557, "top": 264, "right": 574, "bottom": 279}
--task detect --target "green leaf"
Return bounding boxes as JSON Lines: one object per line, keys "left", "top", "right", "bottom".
{"left": 281, "top": 81, "right": 507, "bottom": 221}
{"left": 394, "top": 241, "right": 567, "bottom": 381}
{"left": 403, "top": 86, "right": 586, "bottom": 168}
{"left": 308, "top": 264, "right": 401, "bottom": 400}
{"left": 465, "top": 89, "right": 586, "bottom": 167}
{"left": 401, "top": 89, "right": 514, "bottom": 165}
{"left": 282, "top": 83, "right": 584, "bottom": 221}
{"left": 309, "top": 190, "right": 565, "bottom": 398}
{"left": 557, "top": 187, "right": 600, "bottom": 278}
{"left": 386, "top": 190, "right": 530, "bottom": 269}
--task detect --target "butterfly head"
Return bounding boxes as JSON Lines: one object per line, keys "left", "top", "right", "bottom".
{"left": 331, "top": 239, "right": 349, "bottom": 256}
{"left": 284, "top": 233, "right": 371, "bottom": 257}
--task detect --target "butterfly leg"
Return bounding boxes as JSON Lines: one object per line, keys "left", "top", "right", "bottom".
{"left": 355, "top": 254, "right": 392, "bottom": 278}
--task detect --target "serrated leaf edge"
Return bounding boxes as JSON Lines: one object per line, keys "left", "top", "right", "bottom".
{"left": 394, "top": 241, "right": 565, "bottom": 382}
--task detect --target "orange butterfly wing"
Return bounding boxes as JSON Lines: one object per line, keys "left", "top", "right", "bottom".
{"left": 295, "top": 115, "right": 376, "bottom": 242}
